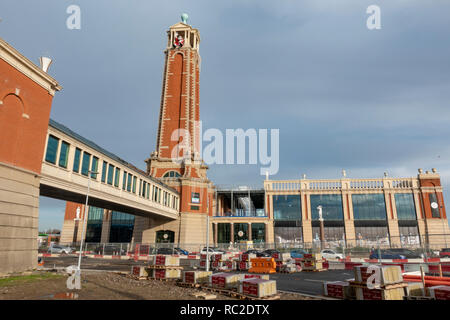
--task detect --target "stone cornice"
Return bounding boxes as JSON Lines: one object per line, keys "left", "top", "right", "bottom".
{"left": 0, "top": 37, "right": 62, "bottom": 96}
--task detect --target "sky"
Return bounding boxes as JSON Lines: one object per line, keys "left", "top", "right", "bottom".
{"left": 1, "top": 1, "right": 449, "bottom": 231}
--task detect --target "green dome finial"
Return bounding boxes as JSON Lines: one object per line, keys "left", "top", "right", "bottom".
{"left": 181, "top": 13, "right": 189, "bottom": 24}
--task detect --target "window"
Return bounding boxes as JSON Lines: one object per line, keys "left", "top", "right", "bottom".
{"left": 251, "top": 223, "right": 266, "bottom": 243}
{"left": 310, "top": 194, "right": 343, "bottom": 221}
{"left": 163, "top": 171, "right": 181, "bottom": 178}
{"left": 45, "top": 135, "right": 59, "bottom": 164}
{"left": 101, "top": 161, "right": 108, "bottom": 183}
{"left": 273, "top": 195, "right": 301, "bottom": 220}
{"left": 395, "top": 193, "right": 417, "bottom": 220}
{"left": 91, "top": 156, "right": 98, "bottom": 179}
{"left": 107, "top": 164, "right": 114, "bottom": 185}
{"left": 354, "top": 226, "right": 389, "bottom": 241}
{"left": 218, "top": 223, "right": 231, "bottom": 243}
{"left": 58, "top": 141, "right": 70, "bottom": 168}
{"left": 122, "top": 171, "right": 127, "bottom": 190}
{"left": 73, "top": 148, "right": 81, "bottom": 173}
{"left": 146, "top": 184, "right": 150, "bottom": 199}
{"left": 139, "top": 180, "right": 143, "bottom": 196}
{"left": 109, "top": 211, "right": 135, "bottom": 243}
{"left": 132, "top": 176, "right": 137, "bottom": 193}
{"left": 142, "top": 182, "right": 146, "bottom": 197}
{"left": 127, "top": 173, "right": 132, "bottom": 192}
{"left": 114, "top": 168, "right": 120, "bottom": 187}
{"left": 352, "top": 194, "right": 387, "bottom": 220}
{"left": 81, "top": 152, "right": 91, "bottom": 176}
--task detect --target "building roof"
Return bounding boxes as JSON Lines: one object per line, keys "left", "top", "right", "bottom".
{"left": 48, "top": 119, "right": 179, "bottom": 194}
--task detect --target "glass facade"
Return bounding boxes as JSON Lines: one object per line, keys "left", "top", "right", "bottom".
{"left": 354, "top": 226, "right": 389, "bottom": 242}
{"left": 81, "top": 152, "right": 91, "bottom": 176}
{"left": 352, "top": 194, "right": 387, "bottom": 220}
{"left": 274, "top": 226, "right": 302, "bottom": 243}
{"left": 109, "top": 211, "right": 134, "bottom": 243}
{"left": 45, "top": 135, "right": 59, "bottom": 164}
{"left": 310, "top": 194, "right": 344, "bottom": 220}
{"left": 273, "top": 195, "right": 301, "bottom": 220}
{"left": 218, "top": 223, "right": 231, "bottom": 243}
{"left": 251, "top": 223, "right": 266, "bottom": 243}
{"left": 312, "top": 226, "right": 345, "bottom": 241}
{"left": 73, "top": 148, "right": 81, "bottom": 173}
{"left": 395, "top": 193, "right": 417, "bottom": 220}
{"left": 58, "top": 141, "right": 70, "bottom": 168}
{"left": 85, "top": 207, "right": 104, "bottom": 242}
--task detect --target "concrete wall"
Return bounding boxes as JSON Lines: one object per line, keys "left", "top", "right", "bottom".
{"left": 0, "top": 163, "right": 40, "bottom": 274}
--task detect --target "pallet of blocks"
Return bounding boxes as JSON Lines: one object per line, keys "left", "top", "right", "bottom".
{"left": 150, "top": 268, "right": 182, "bottom": 280}
{"left": 241, "top": 278, "right": 277, "bottom": 298}
{"left": 428, "top": 285, "right": 450, "bottom": 300}
{"left": 238, "top": 261, "right": 250, "bottom": 271}
{"left": 153, "top": 254, "right": 180, "bottom": 266}
{"left": 323, "top": 281, "right": 352, "bottom": 299}
{"left": 240, "top": 253, "right": 256, "bottom": 263}
{"left": 182, "top": 270, "right": 212, "bottom": 284}
{"left": 301, "top": 253, "right": 325, "bottom": 271}
{"left": 130, "top": 265, "right": 149, "bottom": 278}
{"left": 210, "top": 272, "right": 242, "bottom": 290}
{"left": 404, "top": 282, "right": 425, "bottom": 298}
{"left": 350, "top": 265, "right": 406, "bottom": 300}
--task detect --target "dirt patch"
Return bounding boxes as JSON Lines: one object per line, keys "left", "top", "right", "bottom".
{"left": 0, "top": 271, "right": 321, "bottom": 300}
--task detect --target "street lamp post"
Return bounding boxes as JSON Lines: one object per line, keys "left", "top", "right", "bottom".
{"left": 77, "top": 170, "right": 97, "bottom": 272}
{"left": 317, "top": 205, "right": 324, "bottom": 251}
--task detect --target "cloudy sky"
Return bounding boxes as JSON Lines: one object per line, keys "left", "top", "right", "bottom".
{"left": 1, "top": 1, "right": 449, "bottom": 231}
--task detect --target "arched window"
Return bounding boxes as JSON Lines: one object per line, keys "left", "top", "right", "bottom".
{"left": 163, "top": 171, "right": 181, "bottom": 178}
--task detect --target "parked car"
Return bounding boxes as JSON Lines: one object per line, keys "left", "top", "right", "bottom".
{"left": 47, "top": 245, "right": 73, "bottom": 254}
{"left": 156, "top": 247, "right": 175, "bottom": 255}
{"left": 94, "top": 244, "right": 126, "bottom": 255}
{"left": 257, "top": 249, "right": 280, "bottom": 258}
{"left": 243, "top": 249, "right": 260, "bottom": 255}
{"left": 200, "top": 247, "right": 226, "bottom": 255}
{"left": 174, "top": 247, "right": 189, "bottom": 255}
{"left": 369, "top": 249, "right": 407, "bottom": 259}
{"left": 386, "top": 248, "right": 423, "bottom": 259}
{"left": 290, "top": 249, "right": 308, "bottom": 259}
{"left": 439, "top": 248, "right": 450, "bottom": 259}
{"left": 321, "top": 249, "right": 344, "bottom": 260}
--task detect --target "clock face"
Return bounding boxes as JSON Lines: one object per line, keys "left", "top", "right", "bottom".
{"left": 431, "top": 202, "right": 438, "bottom": 209}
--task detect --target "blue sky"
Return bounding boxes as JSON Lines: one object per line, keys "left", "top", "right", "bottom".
{"left": 1, "top": 1, "right": 449, "bottom": 231}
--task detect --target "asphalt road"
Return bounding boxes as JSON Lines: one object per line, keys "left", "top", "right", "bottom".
{"left": 42, "top": 256, "right": 352, "bottom": 296}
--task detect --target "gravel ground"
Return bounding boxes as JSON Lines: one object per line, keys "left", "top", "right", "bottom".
{"left": 0, "top": 271, "right": 321, "bottom": 300}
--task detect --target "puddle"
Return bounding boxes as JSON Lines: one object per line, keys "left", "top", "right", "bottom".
{"left": 40, "top": 292, "right": 79, "bottom": 300}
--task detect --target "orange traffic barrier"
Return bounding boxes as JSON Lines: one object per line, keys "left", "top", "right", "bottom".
{"left": 248, "top": 257, "right": 276, "bottom": 274}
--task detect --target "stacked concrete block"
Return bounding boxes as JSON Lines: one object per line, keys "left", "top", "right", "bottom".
{"left": 153, "top": 255, "right": 180, "bottom": 266}
{"left": 241, "top": 278, "right": 277, "bottom": 298}
{"left": 182, "top": 270, "right": 212, "bottom": 284}
{"left": 131, "top": 266, "right": 149, "bottom": 278}
{"left": 323, "top": 281, "right": 350, "bottom": 299}
{"left": 429, "top": 286, "right": 450, "bottom": 300}
{"left": 404, "top": 282, "right": 425, "bottom": 297}
{"left": 210, "top": 272, "right": 242, "bottom": 289}
{"left": 302, "top": 253, "right": 324, "bottom": 271}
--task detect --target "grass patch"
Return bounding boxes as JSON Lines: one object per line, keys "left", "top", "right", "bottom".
{"left": 0, "top": 273, "right": 64, "bottom": 287}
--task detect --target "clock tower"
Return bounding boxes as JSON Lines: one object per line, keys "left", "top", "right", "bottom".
{"left": 144, "top": 14, "right": 214, "bottom": 245}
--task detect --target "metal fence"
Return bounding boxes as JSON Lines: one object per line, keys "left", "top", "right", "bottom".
{"left": 38, "top": 233, "right": 450, "bottom": 260}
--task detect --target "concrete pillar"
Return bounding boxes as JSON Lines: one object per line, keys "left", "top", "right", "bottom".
{"left": 248, "top": 223, "right": 252, "bottom": 241}
{"left": 230, "top": 223, "right": 234, "bottom": 244}
{"left": 213, "top": 222, "right": 218, "bottom": 245}
{"left": 100, "top": 210, "right": 112, "bottom": 243}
